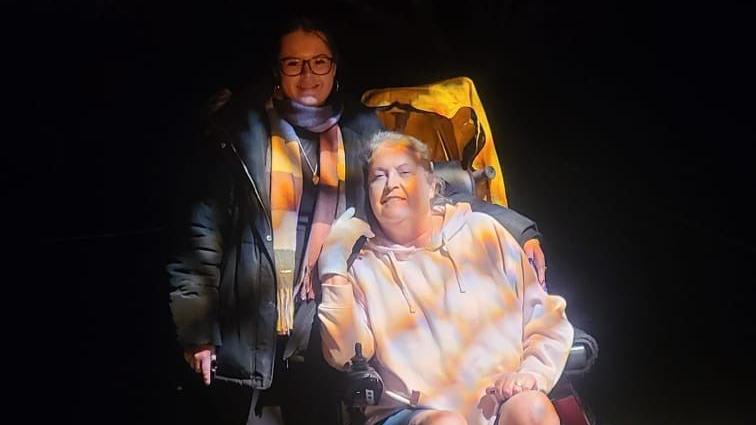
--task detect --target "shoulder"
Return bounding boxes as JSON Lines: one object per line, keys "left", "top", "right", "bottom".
{"left": 207, "top": 85, "right": 269, "bottom": 133}
{"left": 442, "top": 201, "right": 498, "bottom": 231}
{"left": 452, "top": 204, "right": 518, "bottom": 246}
{"left": 466, "top": 210, "right": 503, "bottom": 229}
{"left": 464, "top": 210, "right": 509, "bottom": 240}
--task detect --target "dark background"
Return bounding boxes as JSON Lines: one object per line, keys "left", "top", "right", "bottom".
{"left": 24, "top": 0, "right": 756, "bottom": 424}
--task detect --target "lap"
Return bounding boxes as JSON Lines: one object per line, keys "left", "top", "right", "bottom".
{"left": 497, "top": 391, "right": 558, "bottom": 425}
{"left": 376, "top": 409, "right": 430, "bottom": 425}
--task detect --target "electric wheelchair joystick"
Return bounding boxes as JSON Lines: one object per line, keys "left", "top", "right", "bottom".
{"left": 343, "top": 343, "right": 384, "bottom": 407}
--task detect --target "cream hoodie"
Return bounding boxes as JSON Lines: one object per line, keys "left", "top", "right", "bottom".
{"left": 318, "top": 203, "right": 574, "bottom": 425}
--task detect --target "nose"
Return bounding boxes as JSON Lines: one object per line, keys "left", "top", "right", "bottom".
{"left": 300, "top": 60, "right": 314, "bottom": 76}
{"left": 386, "top": 169, "right": 401, "bottom": 190}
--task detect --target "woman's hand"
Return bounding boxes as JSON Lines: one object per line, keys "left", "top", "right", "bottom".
{"left": 183, "top": 344, "right": 216, "bottom": 386}
{"left": 318, "top": 207, "right": 374, "bottom": 279}
{"left": 523, "top": 238, "right": 547, "bottom": 288}
{"left": 486, "top": 372, "right": 538, "bottom": 401}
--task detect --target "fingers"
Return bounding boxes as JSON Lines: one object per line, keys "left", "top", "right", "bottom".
{"left": 347, "top": 215, "right": 371, "bottom": 235}
{"left": 185, "top": 348, "right": 215, "bottom": 385}
{"left": 332, "top": 207, "right": 374, "bottom": 238}
{"left": 536, "top": 243, "right": 547, "bottom": 285}
{"left": 337, "top": 214, "right": 374, "bottom": 239}
{"left": 524, "top": 239, "right": 547, "bottom": 287}
{"left": 491, "top": 374, "right": 516, "bottom": 401}
{"left": 337, "top": 206, "right": 356, "bottom": 222}
{"left": 511, "top": 374, "right": 537, "bottom": 396}
{"left": 194, "top": 350, "right": 214, "bottom": 385}
{"left": 534, "top": 249, "right": 547, "bottom": 287}
{"left": 193, "top": 352, "right": 205, "bottom": 373}
{"left": 200, "top": 354, "right": 212, "bottom": 386}
{"left": 489, "top": 373, "right": 537, "bottom": 401}
{"left": 524, "top": 374, "right": 537, "bottom": 390}
{"left": 184, "top": 351, "right": 202, "bottom": 374}
{"left": 356, "top": 219, "right": 375, "bottom": 238}
{"left": 501, "top": 376, "right": 517, "bottom": 400}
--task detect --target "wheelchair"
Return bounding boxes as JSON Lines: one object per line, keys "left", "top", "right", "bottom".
{"left": 333, "top": 76, "right": 599, "bottom": 425}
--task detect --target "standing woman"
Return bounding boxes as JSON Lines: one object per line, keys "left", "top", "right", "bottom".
{"left": 167, "top": 17, "right": 381, "bottom": 425}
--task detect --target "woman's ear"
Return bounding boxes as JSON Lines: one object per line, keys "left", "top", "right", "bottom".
{"left": 428, "top": 174, "right": 438, "bottom": 202}
{"left": 272, "top": 70, "right": 282, "bottom": 98}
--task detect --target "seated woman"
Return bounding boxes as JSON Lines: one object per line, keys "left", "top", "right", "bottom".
{"left": 317, "top": 131, "right": 574, "bottom": 425}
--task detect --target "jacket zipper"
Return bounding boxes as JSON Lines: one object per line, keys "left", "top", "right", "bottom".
{"left": 223, "top": 142, "right": 273, "bottom": 235}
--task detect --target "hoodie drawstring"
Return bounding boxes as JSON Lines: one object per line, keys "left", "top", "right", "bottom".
{"left": 386, "top": 251, "right": 417, "bottom": 314}
{"left": 439, "top": 233, "right": 466, "bottom": 293}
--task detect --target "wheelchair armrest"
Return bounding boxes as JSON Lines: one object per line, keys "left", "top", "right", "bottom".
{"left": 563, "top": 328, "right": 599, "bottom": 377}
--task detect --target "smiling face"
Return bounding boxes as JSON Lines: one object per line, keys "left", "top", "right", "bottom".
{"left": 367, "top": 141, "right": 435, "bottom": 231}
{"left": 278, "top": 29, "right": 336, "bottom": 106}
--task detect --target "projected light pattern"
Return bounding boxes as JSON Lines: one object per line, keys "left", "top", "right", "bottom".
{"left": 319, "top": 202, "right": 573, "bottom": 425}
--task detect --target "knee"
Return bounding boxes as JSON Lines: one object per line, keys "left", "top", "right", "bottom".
{"left": 496, "top": 391, "right": 559, "bottom": 425}
{"left": 411, "top": 410, "right": 468, "bottom": 425}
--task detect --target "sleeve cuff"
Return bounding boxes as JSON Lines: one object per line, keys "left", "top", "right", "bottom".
{"left": 318, "top": 262, "right": 350, "bottom": 280}
{"left": 320, "top": 282, "right": 356, "bottom": 309}
{"left": 520, "top": 227, "right": 542, "bottom": 246}
{"left": 170, "top": 290, "right": 223, "bottom": 347}
{"left": 516, "top": 370, "right": 550, "bottom": 393}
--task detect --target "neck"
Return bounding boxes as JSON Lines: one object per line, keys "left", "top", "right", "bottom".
{"left": 273, "top": 95, "right": 343, "bottom": 133}
{"left": 379, "top": 214, "right": 440, "bottom": 247}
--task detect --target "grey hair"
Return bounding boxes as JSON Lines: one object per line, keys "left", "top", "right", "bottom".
{"left": 366, "top": 131, "right": 430, "bottom": 169}
{"left": 364, "top": 131, "right": 447, "bottom": 203}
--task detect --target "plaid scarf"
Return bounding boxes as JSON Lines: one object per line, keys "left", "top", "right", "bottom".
{"left": 266, "top": 97, "right": 346, "bottom": 335}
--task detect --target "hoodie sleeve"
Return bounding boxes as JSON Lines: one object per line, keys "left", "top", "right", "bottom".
{"left": 494, "top": 222, "right": 574, "bottom": 393}
{"left": 318, "top": 273, "right": 376, "bottom": 370}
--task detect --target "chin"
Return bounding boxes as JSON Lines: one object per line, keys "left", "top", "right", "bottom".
{"left": 295, "top": 95, "right": 326, "bottom": 106}
{"left": 376, "top": 211, "right": 409, "bottom": 225}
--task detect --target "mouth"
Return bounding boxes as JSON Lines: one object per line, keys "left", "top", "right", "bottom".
{"left": 381, "top": 195, "right": 406, "bottom": 204}
{"left": 298, "top": 84, "right": 320, "bottom": 91}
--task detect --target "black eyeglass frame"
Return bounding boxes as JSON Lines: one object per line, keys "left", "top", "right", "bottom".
{"left": 278, "top": 55, "right": 335, "bottom": 76}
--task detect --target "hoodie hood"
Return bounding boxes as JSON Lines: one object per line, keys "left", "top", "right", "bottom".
{"left": 365, "top": 202, "right": 472, "bottom": 257}
{"left": 364, "top": 202, "right": 473, "bottom": 313}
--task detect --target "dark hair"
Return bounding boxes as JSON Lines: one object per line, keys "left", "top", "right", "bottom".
{"left": 271, "top": 17, "right": 340, "bottom": 79}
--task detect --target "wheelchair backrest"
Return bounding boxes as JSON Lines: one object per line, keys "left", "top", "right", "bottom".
{"left": 361, "top": 76, "right": 508, "bottom": 207}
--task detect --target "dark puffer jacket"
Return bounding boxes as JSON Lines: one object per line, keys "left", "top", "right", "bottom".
{"left": 167, "top": 90, "right": 383, "bottom": 388}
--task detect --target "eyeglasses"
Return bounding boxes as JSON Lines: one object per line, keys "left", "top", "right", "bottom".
{"left": 279, "top": 55, "right": 334, "bottom": 76}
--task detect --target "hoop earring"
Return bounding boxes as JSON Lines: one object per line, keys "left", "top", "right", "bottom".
{"left": 335, "top": 80, "right": 340, "bottom": 93}
{"left": 273, "top": 84, "right": 282, "bottom": 98}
